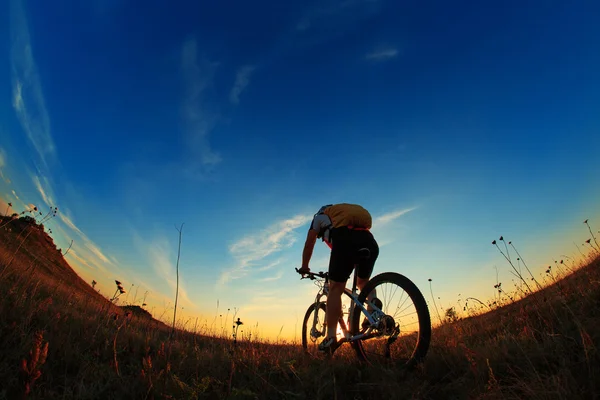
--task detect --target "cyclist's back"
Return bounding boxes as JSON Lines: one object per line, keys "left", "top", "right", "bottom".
{"left": 310, "top": 203, "right": 378, "bottom": 283}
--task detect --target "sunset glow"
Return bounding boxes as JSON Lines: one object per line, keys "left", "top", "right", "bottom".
{"left": 2, "top": 0, "right": 600, "bottom": 341}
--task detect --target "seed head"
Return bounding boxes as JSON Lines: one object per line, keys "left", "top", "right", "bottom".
{"left": 492, "top": 240, "right": 497, "bottom": 245}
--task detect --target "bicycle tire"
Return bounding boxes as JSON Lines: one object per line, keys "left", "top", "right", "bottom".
{"left": 301, "top": 302, "right": 327, "bottom": 354}
{"left": 350, "top": 272, "right": 431, "bottom": 368}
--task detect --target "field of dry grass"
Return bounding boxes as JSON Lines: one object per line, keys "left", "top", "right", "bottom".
{"left": 1, "top": 214, "right": 599, "bottom": 399}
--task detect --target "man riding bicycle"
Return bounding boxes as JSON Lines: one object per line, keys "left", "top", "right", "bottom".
{"left": 298, "top": 203, "right": 379, "bottom": 352}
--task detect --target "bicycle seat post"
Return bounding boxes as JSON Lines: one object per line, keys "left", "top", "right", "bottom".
{"left": 351, "top": 266, "right": 358, "bottom": 295}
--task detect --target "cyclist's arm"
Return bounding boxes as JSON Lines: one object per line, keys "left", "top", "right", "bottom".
{"left": 301, "top": 229, "right": 318, "bottom": 269}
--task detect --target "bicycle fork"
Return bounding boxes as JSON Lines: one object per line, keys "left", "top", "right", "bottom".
{"left": 310, "top": 292, "right": 326, "bottom": 340}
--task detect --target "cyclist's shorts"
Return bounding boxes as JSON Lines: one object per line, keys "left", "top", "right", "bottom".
{"left": 328, "top": 227, "right": 379, "bottom": 283}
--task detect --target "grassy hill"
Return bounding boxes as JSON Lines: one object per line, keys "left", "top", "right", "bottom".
{"left": 1, "top": 214, "right": 599, "bottom": 399}
{"left": 0, "top": 215, "right": 108, "bottom": 301}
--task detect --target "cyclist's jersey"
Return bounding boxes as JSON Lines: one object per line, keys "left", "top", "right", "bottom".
{"left": 309, "top": 203, "right": 372, "bottom": 245}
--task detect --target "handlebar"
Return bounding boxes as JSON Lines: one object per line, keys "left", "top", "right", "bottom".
{"left": 295, "top": 268, "right": 328, "bottom": 280}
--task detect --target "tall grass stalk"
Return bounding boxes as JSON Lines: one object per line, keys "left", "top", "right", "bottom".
{"left": 171, "top": 223, "right": 184, "bottom": 340}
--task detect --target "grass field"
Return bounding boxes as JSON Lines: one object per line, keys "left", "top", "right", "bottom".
{"left": 1, "top": 214, "right": 599, "bottom": 399}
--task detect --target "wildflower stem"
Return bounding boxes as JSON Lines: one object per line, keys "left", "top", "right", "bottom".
{"left": 508, "top": 243, "right": 542, "bottom": 290}
{"left": 465, "top": 297, "right": 490, "bottom": 309}
{"left": 584, "top": 220, "right": 600, "bottom": 251}
{"left": 574, "top": 242, "right": 586, "bottom": 260}
{"left": 502, "top": 239, "right": 511, "bottom": 262}
{"left": 62, "top": 239, "right": 73, "bottom": 256}
{"left": 493, "top": 243, "right": 533, "bottom": 293}
{"left": 428, "top": 280, "right": 443, "bottom": 325}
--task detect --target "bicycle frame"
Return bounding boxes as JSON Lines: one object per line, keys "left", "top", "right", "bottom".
{"left": 307, "top": 269, "right": 384, "bottom": 344}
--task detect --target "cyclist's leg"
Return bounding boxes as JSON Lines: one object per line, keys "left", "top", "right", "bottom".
{"left": 357, "top": 277, "right": 369, "bottom": 291}
{"left": 325, "top": 279, "right": 345, "bottom": 339}
{"left": 356, "top": 231, "right": 378, "bottom": 280}
{"left": 356, "top": 231, "right": 380, "bottom": 313}
{"left": 322, "top": 228, "right": 354, "bottom": 344}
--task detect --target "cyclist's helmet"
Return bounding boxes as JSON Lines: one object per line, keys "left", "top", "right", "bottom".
{"left": 315, "top": 204, "right": 333, "bottom": 217}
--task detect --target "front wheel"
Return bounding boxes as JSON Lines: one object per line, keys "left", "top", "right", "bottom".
{"left": 350, "top": 272, "right": 431, "bottom": 368}
{"left": 301, "top": 302, "right": 327, "bottom": 355}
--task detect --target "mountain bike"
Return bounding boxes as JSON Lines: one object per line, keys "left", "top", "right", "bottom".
{"left": 296, "top": 249, "right": 431, "bottom": 367}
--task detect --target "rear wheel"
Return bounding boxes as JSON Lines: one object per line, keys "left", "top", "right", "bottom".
{"left": 350, "top": 272, "right": 431, "bottom": 368}
{"left": 301, "top": 302, "right": 327, "bottom": 355}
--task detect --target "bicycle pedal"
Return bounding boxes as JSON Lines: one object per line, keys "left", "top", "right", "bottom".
{"left": 387, "top": 324, "right": 401, "bottom": 344}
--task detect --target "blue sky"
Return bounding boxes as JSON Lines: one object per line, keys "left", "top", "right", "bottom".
{"left": 1, "top": 0, "right": 600, "bottom": 339}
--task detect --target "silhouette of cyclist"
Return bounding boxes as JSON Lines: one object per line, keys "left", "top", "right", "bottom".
{"left": 298, "top": 203, "right": 379, "bottom": 352}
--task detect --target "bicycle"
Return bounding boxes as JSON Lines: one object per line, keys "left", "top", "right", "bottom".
{"left": 296, "top": 248, "right": 431, "bottom": 367}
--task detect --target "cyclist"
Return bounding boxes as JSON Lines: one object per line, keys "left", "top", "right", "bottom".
{"left": 298, "top": 203, "right": 379, "bottom": 352}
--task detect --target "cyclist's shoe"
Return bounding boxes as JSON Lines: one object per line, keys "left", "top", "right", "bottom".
{"left": 318, "top": 336, "right": 340, "bottom": 353}
{"left": 362, "top": 297, "right": 383, "bottom": 330}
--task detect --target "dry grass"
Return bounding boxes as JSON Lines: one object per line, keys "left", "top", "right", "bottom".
{"left": 0, "top": 215, "right": 599, "bottom": 399}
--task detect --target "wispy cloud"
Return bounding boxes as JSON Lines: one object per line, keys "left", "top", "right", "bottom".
{"left": 85, "top": 240, "right": 111, "bottom": 265}
{"left": 66, "top": 248, "right": 97, "bottom": 271}
{"left": 365, "top": 47, "right": 399, "bottom": 62}
{"left": 181, "top": 38, "right": 221, "bottom": 168}
{"left": 374, "top": 207, "right": 416, "bottom": 226}
{"left": 49, "top": 207, "right": 120, "bottom": 280}
{"left": 220, "top": 214, "right": 312, "bottom": 284}
{"left": 256, "top": 259, "right": 283, "bottom": 272}
{"left": 32, "top": 174, "right": 55, "bottom": 208}
{"left": 230, "top": 65, "right": 256, "bottom": 105}
{"left": 59, "top": 212, "right": 85, "bottom": 237}
{"left": 10, "top": 189, "right": 29, "bottom": 210}
{"left": 60, "top": 215, "right": 114, "bottom": 271}
{"left": 64, "top": 240, "right": 111, "bottom": 277}
{"left": 10, "top": 0, "right": 56, "bottom": 169}
{"left": 133, "top": 233, "right": 195, "bottom": 309}
{"left": 259, "top": 269, "right": 285, "bottom": 282}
